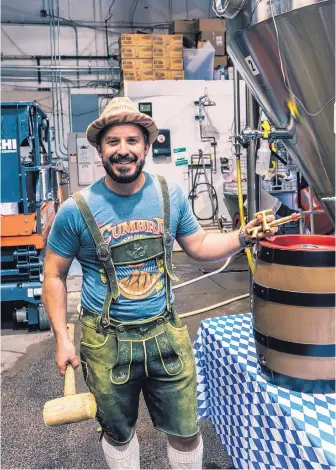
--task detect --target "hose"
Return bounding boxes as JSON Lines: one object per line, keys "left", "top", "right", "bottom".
{"left": 172, "top": 256, "right": 231, "bottom": 290}
{"left": 179, "top": 293, "right": 249, "bottom": 318}
{"left": 236, "top": 157, "right": 255, "bottom": 274}
{"left": 172, "top": 255, "right": 248, "bottom": 319}
{"left": 189, "top": 151, "right": 218, "bottom": 222}
{"left": 189, "top": 183, "right": 218, "bottom": 221}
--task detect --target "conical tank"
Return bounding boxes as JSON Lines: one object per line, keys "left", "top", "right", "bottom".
{"left": 222, "top": 0, "right": 335, "bottom": 222}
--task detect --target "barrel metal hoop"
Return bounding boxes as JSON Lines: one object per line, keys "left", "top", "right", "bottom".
{"left": 257, "top": 245, "right": 335, "bottom": 267}
{"left": 253, "top": 328, "right": 336, "bottom": 358}
{"left": 257, "top": 363, "right": 336, "bottom": 394}
{"left": 253, "top": 282, "right": 336, "bottom": 307}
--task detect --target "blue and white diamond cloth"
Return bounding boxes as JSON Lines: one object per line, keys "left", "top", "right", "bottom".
{"left": 193, "top": 313, "right": 336, "bottom": 469}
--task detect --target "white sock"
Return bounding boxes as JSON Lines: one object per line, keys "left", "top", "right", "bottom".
{"left": 167, "top": 436, "right": 203, "bottom": 469}
{"left": 102, "top": 432, "right": 140, "bottom": 469}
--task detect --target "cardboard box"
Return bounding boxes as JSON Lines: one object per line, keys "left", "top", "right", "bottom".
{"left": 154, "top": 70, "right": 185, "bottom": 80}
{"left": 120, "top": 34, "right": 138, "bottom": 46}
{"left": 121, "top": 59, "right": 137, "bottom": 70}
{"left": 168, "top": 70, "right": 184, "bottom": 80}
{"left": 182, "top": 33, "right": 197, "bottom": 47}
{"left": 120, "top": 46, "right": 137, "bottom": 59}
{"left": 120, "top": 33, "right": 152, "bottom": 46}
{"left": 169, "top": 34, "right": 183, "bottom": 47}
{"left": 154, "top": 44, "right": 183, "bottom": 57}
{"left": 154, "top": 70, "right": 169, "bottom": 80}
{"left": 197, "top": 31, "right": 226, "bottom": 55}
{"left": 139, "top": 58, "right": 153, "bottom": 70}
{"left": 197, "top": 19, "right": 225, "bottom": 32}
{"left": 121, "top": 59, "right": 153, "bottom": 71}
{"left": 120, "top": 45, "right": 153, "bottom": 59}
{"left": 214, "top": 55, "right": 228, "bottom": 68}
{"left": 169, "top": 57, "right": 183, "bottom": 70}
{"left": 137, "top": 34, "right": 153, "bottom": 46}
{"left": 122, "top": 70, "right": 139, "bottom": 81}
{"left": 169, "top": 20, "right": 197, "bottom": 34}
{"left": 153, "top": 35, "right": 169, "bottom": 46}
{"left": 169, "top": 45, "right": 183, "bottom": 57}
{"left": 140, "top": 70, "right": 155, "bottom": 81}
{"left": 153, "top": 45, "right": 168, "bottom": 57}
{"left": 137, "top": 45, "right": 153, "bottom": 58}
{"left": 153, "top": 57, "right": 169, "bottom": 70}
{"left": 196, "top": 18, "right": 226, "bottom": 55}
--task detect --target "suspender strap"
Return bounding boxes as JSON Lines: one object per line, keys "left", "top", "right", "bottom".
{"left": 156, "top": 175, "right": 179, "bottom": 313}
{"left": 72, "top": 193, "right": 120, "bottom": 327}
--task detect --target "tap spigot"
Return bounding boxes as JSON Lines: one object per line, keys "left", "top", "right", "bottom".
{"left": 247, "top": 212, "right": 301, "bottom": 240}
{"left": 254, "top": 209, "right": 274, "bottom": 235}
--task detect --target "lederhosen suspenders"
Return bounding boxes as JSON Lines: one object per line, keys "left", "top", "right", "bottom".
{"left": 72, "top": 175, "right": 178, "bottom": 328}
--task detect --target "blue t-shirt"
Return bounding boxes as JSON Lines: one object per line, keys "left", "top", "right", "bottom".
{"left": 47, "top": 172, "right": 200, "bottom": 321}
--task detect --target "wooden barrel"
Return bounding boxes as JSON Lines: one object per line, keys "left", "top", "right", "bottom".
{"left": 253, "top": 234, "right": 335, "bottom": 393}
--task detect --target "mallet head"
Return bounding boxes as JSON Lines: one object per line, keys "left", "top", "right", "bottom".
{"left": 43, "top": 392, "right": 97, "bottom": 426}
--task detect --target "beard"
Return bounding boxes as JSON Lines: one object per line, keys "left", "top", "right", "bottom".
{"left": 103, "top": 153, "right": 145, "bottom": 184}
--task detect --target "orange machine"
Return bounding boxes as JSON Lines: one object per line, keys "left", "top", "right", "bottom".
{"left": 1, "top": 202, "right": 56, "bottom": 249}
{"left": 1, "top": 102, "right": 59, "bottom": 330}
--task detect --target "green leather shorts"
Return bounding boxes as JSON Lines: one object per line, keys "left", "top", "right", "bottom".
{"left": 79, "top": 309, "right": 199, "bottom": 444}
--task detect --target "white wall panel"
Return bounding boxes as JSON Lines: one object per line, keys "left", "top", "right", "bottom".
{"left": 125, "top": 80, "right": 246, "bottom": 222}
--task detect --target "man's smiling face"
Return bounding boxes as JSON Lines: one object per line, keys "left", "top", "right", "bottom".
{"left": 98, "top": 123, "right": 150, "bottom": 184}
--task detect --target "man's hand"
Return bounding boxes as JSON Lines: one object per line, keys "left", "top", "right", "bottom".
{"left": 56, "top": 339, "right": 80, "bottom": 377}
{"left": 244, "top": 213, "right": 278, "bottom": 243}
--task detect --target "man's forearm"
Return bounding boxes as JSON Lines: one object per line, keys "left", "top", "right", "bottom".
{"left": 42, "top": 276, "right": 69, "bottom": 342}
{"left": 195, "top": 230, "right": 242, "bottom": 262}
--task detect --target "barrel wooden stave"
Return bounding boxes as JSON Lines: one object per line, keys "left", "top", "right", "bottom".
{"left": 255, "top": 261, "right": 335, "bottom": 293}
{"left": 253, "top": 298, "right": 335, "bottom": 345}
{"left": 256, "top": 343, "right": 335, "bottom": 380}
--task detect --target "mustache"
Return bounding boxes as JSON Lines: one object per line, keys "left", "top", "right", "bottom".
{"left": 109, "top": 154, "right": 138, "bottom": 164}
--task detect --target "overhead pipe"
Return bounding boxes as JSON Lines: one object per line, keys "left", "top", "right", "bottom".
{"left": 92, "top": 0, "right": 99, "bottom": 81}
{"left": 37, "top": 57, "right": 41, "bottom": 84}
{"left": 56, "top": 0, "right": 68, "bottom": 153}
{"left": 233, "top": 67, "right": 241, "bottom": 157}
{"left": 1, "top": 55, "right": 113, "bottom": 61}
{"left": 239, "top": 113, "right": 296, "bottom": 142}
{"left": 245, "top": 87, "right": 260, "bottom": 301}
{"left": 48, "top": 0, "right": 67, "bottom": 158}
{"left": 50, "top": 0, "right": 65, "bottom": 155}
{"left": 1, "top": 76, "right": 119, "bottom": 85}
{"left": 233, "top": 66, "right": 255, "bottom": 275}
{"left": 245, "top": 88, "right": 260, "bottom": 219}
{"left": 2, "top": 20, "right": 170, "bottom": 29}
{"left": 2, "top": 65, "right": 114, "bottom": 70}
{"left": 53, "top": 13, "right": 80, "bottom": 86}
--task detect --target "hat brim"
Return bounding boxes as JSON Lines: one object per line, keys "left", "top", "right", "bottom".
{"left": 86, "top": 111, "right": 159, "bottom": 147}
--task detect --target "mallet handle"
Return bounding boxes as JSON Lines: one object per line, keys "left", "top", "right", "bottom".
{"left": 64, "top": 323, "right": 77, "bottom": 397}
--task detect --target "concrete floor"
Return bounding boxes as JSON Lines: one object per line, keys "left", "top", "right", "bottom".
{"left": 1, "top": 252, "right": 250, "bottom": 469}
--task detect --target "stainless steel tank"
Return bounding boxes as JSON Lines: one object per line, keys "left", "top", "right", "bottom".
{"left": 220, "top": 0, "right": 335, "bottom": 222}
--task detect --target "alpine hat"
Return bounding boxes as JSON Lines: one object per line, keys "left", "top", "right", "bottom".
{"left": 86, "top": 97, "right": 159, "bottom": 148}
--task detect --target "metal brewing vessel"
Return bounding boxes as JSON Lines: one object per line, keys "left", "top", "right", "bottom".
{"left": 222, "top": 0, "right": 335, "bottom": 222}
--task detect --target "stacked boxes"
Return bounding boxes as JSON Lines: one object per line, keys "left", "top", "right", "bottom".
{"left": 120, "top": 34, "right": 184, "bottom": 81}
{"left": 169, "top": 20, "right": 197, "bottom": 46}
{"left": 196, "top": 19, "right": 229, "bottom": 79}
{"left": 196, "top": 19, "right": 226, "bottom": 56}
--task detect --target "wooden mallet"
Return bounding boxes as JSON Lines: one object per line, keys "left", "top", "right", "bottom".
{"left": 43, "top": 323, "right": 97, "bottom": 426}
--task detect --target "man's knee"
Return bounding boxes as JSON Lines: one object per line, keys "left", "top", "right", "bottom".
{"left": 167, "top": 432, "right": 201, "bottom": 452}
